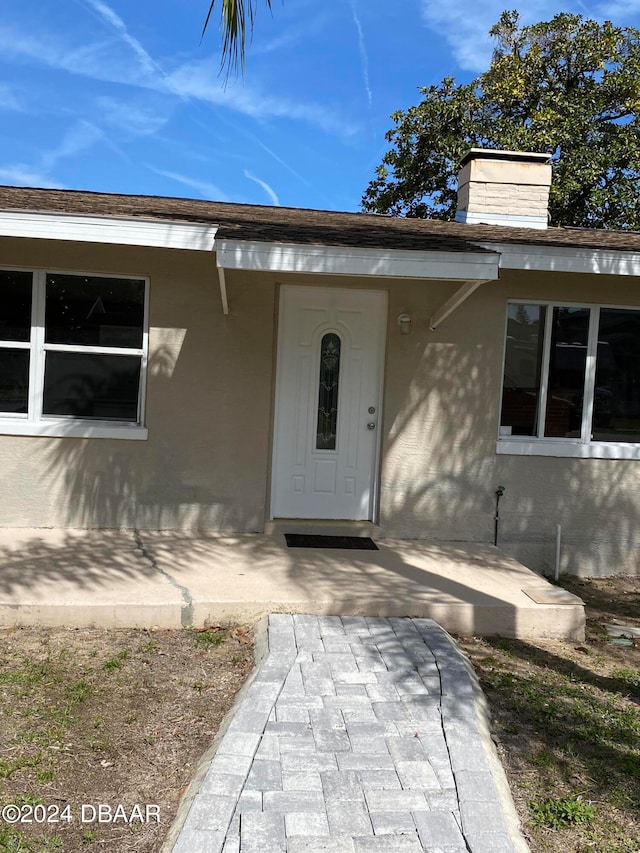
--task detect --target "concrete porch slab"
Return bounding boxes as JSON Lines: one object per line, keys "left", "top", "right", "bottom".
{"left": 0, "top": 529, "right": 585, "bottom": 640}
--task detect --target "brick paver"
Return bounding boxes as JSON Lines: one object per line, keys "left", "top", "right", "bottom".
{"left": 172, "top": 616, "right": 525, "bottom": 853}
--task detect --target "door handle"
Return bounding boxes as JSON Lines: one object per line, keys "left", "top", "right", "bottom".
{"left": 367, "top": 422, "right": 376, "bottom": 430}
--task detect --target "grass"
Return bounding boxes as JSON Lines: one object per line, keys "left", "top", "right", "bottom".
{"left": 459, "top": 575, "right": 640, "bottom": 853}
{"left": 102, "top": 649, "right": 129, "bottom": 671}
{"left": 0, "top": 625, "right": 253, "bottom": 852}
{"left": 193, "top": 628, "right": 226, "bottom": 647}
{"left": 529, "top": 795, "right": 596, "bottom": 830}
{"left": 0, "top": 826, "right": 63, "bottom": 852}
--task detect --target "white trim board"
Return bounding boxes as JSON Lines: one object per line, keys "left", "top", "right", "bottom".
{"left": 0, "top": 210, "right": 218, "bottom": 251}
{"left": 497, "top": 439, "right": 640, "bottom": 460}
{"left": 476, "top": 242, "right": 640, "bottom": 277}
{"left": 215, "top": 239, "right": 500, "bottom": 281}
{"left": 456, "top": 211, "right": 548, "bottom": 229}
{"left": 0, "top": 420, "right": 148, "bottom": 440}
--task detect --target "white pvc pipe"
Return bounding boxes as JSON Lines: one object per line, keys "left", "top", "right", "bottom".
{"left": 555, "top": 524, "right": 562, "bottom": 580}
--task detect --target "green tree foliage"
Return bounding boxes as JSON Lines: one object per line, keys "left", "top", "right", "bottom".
{"left": 362, "top": 12, "right": 640, "bottom": 229}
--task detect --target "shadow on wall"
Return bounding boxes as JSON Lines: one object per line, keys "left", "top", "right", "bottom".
{"left": 494, "top": 456, "right": 640, "bottom": 576}
{"left": 378, "top": 296, "right": 640, "bottom": 577}
{"left": 36, "top": 282, "right": 640, "bottom": 577}
{"left": 42, "top": 342, "right": 264, "bottom": 534}
{"left": 380, "top": 332, "right": 499, "bottom": 543}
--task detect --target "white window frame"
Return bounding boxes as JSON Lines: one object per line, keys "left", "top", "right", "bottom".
{"left": 497, "top": 299, "right": 640, "bottom": 460}
{"left": 0, "top": 267, "right": 149, "bottom": 440}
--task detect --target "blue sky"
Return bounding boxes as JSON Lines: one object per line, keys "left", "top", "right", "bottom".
{"left": 1, "top": 0, "right": 639, "bottom": 212}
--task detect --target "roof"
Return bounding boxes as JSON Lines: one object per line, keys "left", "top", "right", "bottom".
{"left": 2, "top": 184, "right": 640, "bottom": 255}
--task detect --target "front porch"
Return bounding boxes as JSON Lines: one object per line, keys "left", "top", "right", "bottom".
{"left": 0, "top": 529, "right": 584, "bottom": 639}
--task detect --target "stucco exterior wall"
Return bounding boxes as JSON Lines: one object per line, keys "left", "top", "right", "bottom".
{"left": 378, "top": 267, "right": 640, "bottom": 577}
{"left": 0, "top": 239, "right": 276, "bottom": 532}
{"left": 1, "top": 237, "right": 639, "bottom": 576}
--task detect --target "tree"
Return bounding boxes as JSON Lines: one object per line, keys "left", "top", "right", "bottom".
{"left": 203, "top": 0, "right": 273, "bottom": 75}
{"left": 362, "top": 12, "right": 640, "bottom": 229}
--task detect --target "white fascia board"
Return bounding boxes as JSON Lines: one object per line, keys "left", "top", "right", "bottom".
{"left": 475, "top": 241, "right": 640, "bottom": 277}
{"left": 215, "top": 239, "right": 500, "bottom": 281}
{"left": 0, "top": 210, "right": 218, "bottom": 251}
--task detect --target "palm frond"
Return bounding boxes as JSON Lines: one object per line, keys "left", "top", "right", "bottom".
{"left": 203, "top": 0, "right": 274, "bottom": 76}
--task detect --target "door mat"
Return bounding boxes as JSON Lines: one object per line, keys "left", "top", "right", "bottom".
{"left": 284, "top": 534, "right": 379, "bottom": 550}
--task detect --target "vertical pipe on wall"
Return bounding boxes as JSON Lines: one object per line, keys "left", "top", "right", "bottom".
{"left": 494, "top": 486, "right": 505, "bottom": 547}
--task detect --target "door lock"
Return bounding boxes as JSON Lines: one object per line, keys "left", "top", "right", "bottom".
{"left": 368, "top": 406, "right": 376, "bottom": 414}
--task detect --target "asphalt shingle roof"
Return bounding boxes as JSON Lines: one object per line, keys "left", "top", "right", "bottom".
{"left": 2, "top": 184, "right": 640, "bottom": 255}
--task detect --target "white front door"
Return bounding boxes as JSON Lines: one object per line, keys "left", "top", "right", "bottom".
{"left": 271, "top": 285, "right": 387, "bottom": 520}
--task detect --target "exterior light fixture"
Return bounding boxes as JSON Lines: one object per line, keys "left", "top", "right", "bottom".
{"left": 397, "top": 313, "right": 412, "bottom": 335}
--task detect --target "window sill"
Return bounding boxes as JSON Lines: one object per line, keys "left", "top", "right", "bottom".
{"left": 0, "top": 419, "right": 148, "bottom": 440}
{"left": 497, "top": 438, "right": 640, "bottom": 460}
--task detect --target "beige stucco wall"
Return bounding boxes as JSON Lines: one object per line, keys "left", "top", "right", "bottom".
{"left": 0, "top": 238, "right": 276, "bottom": 532}
{"left": 379, "top": 267, "right": 640, "bottom": 577}
{"left": 1, "top": 236, "right": 639, "bottom": 576}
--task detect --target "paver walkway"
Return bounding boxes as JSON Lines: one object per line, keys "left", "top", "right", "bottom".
{"left": 171, "top": 616, "right": 527, "bottom": 853}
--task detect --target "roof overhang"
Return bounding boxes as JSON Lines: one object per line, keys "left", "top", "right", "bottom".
{"left": 214, "top": 239, "right": 501, "bottom": 282}
{"left": 0, "top": 209, "right": 218, "bottom": 251}
{"left": 476, "top": 242, "right": 640, "bottom": 276}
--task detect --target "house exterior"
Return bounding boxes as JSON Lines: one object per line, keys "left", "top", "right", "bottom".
{"left": 1, "top": 149, "right": 640, "bottom": 577}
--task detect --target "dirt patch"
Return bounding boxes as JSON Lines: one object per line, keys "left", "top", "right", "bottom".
{"left": 458, "top": 576, "right": 640, "bottom": 853}
{"left": 0, "top": 625, "right": 253, "bottom": 852}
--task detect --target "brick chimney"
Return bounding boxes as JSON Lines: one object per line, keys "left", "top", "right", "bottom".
{"left": 455, "top": 149, "right": 552, "bottom": 230}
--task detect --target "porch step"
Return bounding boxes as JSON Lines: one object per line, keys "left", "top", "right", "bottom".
{"left": 0, "top": 529, "right": 585, "bottom": 640}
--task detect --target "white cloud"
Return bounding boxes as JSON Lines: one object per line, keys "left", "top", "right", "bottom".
{"left": 84, "top": 0, "right": 159, "bottom": 76}
{"left": 0, "top": 82, "right": 24, "bottom": 111}
{"left": 148, "top": 167, "right": 229, "bottom": 201}
{"left": 95, "top": 97, "right": 171, "bottom": 137}
{"left": 167, "top": 60, "right": 355, "bottom": 136}
{"left": 418, "top": 1, "right": 570, "bottom": 72}
{"left": 250, "top": 12, "right": 329, "bottom": 55}
{"left": 593, "top": 0, "right": 640, "bottom": 17}
{"left": 0, "top": 25, "right": 145, "bottom": 87}
{"left": 0, "top": 165, "right": 62, "bottom": 188}
{"left": 349, "top": 0, "right": 372, "bottom": 110}
{"left": 40, "top": 121, "right": 104, "bottom": 170}
{"left": 244, "top": 169, "right": 280, "bottom": 205}
{"left": 419, "top": 0, "right": 640, "bottom": 73}
{"left": 0, "top": 121, "right": 104, "bottom": 190}
{"left": 0, "top": 22, "right": 352, "bottom": 137}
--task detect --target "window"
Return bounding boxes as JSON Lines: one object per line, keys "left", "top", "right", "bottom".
{"left": 0, "top": 269, "right": 148, "bottom": 439}
{"left": 316, "top": 332, "right": 341, "bottom": 450}
{"left": 499, "top": 301, "right": 640, "bottom": 458}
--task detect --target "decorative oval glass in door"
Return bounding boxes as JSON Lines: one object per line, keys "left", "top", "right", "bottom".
{"left": 316, "top": 332, "right": 341, "bottom": 450}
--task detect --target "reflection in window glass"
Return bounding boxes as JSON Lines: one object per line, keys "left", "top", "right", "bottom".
{"left": 544, "top": 307, "right": 590, "bottom": 437}
{"left": 0, "top": 350, "right": 29, "bottom": 413}
{"left": 43, "top": 353, "right": 141, "bottom": 421}
{"left": 316, "top": 333, "right": 341, "bottom": 450}
{"left": 45, "top": 275, "right": 145, "bottom": 348}
{"left": 500, "top": 304, "right": 546, "bottom": 436}
{"left": 0, "top": 271, "right": 32, "bottom": 342}
{"left": 592, "top": 309, "right": 640, "bottom": 443}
